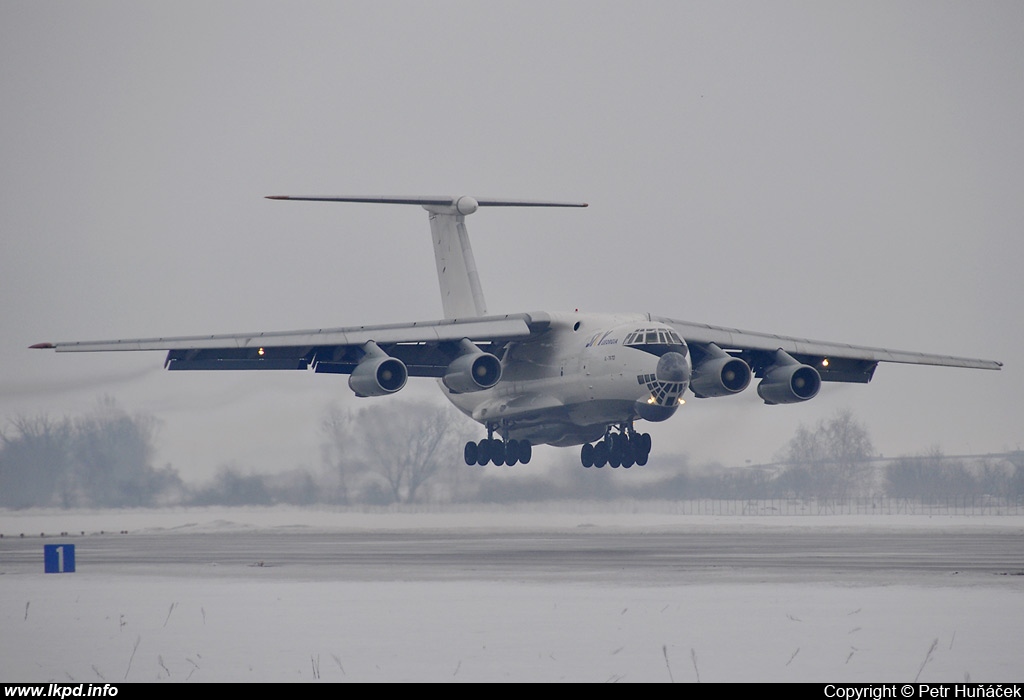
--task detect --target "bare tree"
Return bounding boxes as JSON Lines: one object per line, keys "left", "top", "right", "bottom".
{"left": 321, "top": 407, "right": 362, "bottom": 504}
{"left": 0, "top": 414, "right": 72, "bottom": 508}
{"left": 884, "top": 447, "right": 1016, "bottom": 501}
{"left": 824, "top": 408, "right": 876, "bottom": 498}
{"left": 190, "top": 463, "right": 275, "bottom": 506}
{"left": 322, "top": 401, "right": 477, "bottom": 504}
{"left": 886, "top": 450, "right": 935, "bottom": 500}
{"left": 976, "top": 457, "right": 1013, "bottom": 499}
{"left": 0, "top": 399, "right": 182, "bottom": 508}
{"left": 781, "top": 408, "right": 875, "bottom": 499}
{"left": 1009, "top": 451, "right": 1024, "bottom": 502}
{"left": 72, "top": 397, "right": 179, "bottom": 507}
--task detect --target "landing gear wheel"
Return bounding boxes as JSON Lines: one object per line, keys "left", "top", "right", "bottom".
{"left": 476, "top": 439, "right": 491, "bottom": 466}
{"left": 505, "top": 439, "right": 520, "bottom": 466}
{"left": 519, "top": 441, "right": 532, "bottom": 464}
{"left": 606, "top": 433, "right": 621, "bottom": 468}
{"left": 620, "top": 448, "right": 635, "bottom": 469}
{"left": 580, "top": 442, "right": 594, "bottom": 468}
{"left": 464, "top": 441, "right": 478, "bottom": 466}
{"left": 491, "top": 440, "right": 506, "bottom": 466}
{"left": 639, "top": 432, "right": 652, "bottom": 453}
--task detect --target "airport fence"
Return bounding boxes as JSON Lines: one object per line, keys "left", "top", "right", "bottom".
{"left": 662, "top": 496, "right": 1023, "bottom": 516}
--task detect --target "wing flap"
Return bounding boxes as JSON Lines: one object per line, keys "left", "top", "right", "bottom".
{"left": 166, "top": 357, "right": 312, "bottom": 371}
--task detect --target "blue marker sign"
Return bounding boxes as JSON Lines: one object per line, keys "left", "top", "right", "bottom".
{"left": 44, "top": 544, "right": 76, "bottom": 573}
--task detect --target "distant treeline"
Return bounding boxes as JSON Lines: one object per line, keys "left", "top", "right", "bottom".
{"left": 2, "top": 400, "right": 1022, "bottom": 508}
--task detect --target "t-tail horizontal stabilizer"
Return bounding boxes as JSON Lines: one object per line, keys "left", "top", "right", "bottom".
{"left": 265, "top": 195, "right": 588, "bottom": 320}
{"left": 265, "top": 195, "right": 588, "bottom": 210}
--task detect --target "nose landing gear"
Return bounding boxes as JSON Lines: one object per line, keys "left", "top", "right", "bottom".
{"left": 580, "top": 425, "right": 651, "bottom": 468}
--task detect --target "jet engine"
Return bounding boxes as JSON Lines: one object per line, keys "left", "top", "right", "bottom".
{"left": 348, "top": 343, "right": 408, "bottom": 397}
{"left": 756, "top": 350, "right": 821, "bottom": 405}
{"left": 690, "top": 344, "right": 752, "bottom": 398}
{"left": 443, "top": 339, "right": 502, "bottom": 393}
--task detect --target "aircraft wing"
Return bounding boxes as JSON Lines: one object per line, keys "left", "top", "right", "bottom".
{"left": 653, "top": 315, "right": 1002, "bottom": 383}
{"left": 32, "top": 313, "right": 550, "bottom": 377}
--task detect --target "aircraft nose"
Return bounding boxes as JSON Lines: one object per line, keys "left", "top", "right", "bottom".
{"left": 656, "top": 351, "right": 690, "bottom": 384}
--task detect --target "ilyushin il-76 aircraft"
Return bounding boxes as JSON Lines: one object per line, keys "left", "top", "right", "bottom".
{"left": 33, "top": 196, "right": 1002, "bottom": 469}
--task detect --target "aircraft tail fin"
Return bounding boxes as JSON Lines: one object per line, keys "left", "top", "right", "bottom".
{"left": 267, "top": 195, "right": 587, "bottom": 320}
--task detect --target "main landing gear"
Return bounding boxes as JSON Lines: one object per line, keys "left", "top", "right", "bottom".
{"left": 580, "top": 426, "right": 651, "bottom": 469}
{"left": 464, "top": 427, "right": 533, "bottom": 467}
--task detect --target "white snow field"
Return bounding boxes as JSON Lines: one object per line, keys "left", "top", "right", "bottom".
{"left": 1, "top": 507, "right": 1022, "bottom": 683}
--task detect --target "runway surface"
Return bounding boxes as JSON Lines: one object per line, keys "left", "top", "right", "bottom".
{"left": 3, "top": 521, "right": 1021, "bottom": 586}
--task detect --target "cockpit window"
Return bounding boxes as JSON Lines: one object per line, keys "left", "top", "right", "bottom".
{"left": 624, "top": 328, "right": 685, "bottom": 347}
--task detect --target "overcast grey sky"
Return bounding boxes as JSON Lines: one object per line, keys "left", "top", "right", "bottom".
{"left": 3, "top": 1, "right": 1022, "bottom": 480}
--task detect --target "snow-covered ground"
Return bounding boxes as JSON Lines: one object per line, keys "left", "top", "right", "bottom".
{"left": 2, "top": 506, "right": 1022, "bottom": 683}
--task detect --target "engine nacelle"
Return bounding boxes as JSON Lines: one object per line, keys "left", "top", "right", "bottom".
{"left": 348, "top": 355, "right": 408, "bottom": 397}
{"left": 690, "top": 355, "right": 752, "bottom": 398}
{"left": 443, "top": 348, "right": 502, "bottom": 394}
{"left": 757, "top": 361, "right": 821, "bottom": 405}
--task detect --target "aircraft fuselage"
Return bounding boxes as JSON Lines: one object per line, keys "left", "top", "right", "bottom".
{"left": 444, "top": 312, "right": 692, "bottom": 447}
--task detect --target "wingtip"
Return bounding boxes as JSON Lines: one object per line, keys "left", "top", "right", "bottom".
{"left": 265, "top": 195, "right": 289, "bottom": 200}
{"left": 30, "top": 342, "right": 55, "bottom": 349}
